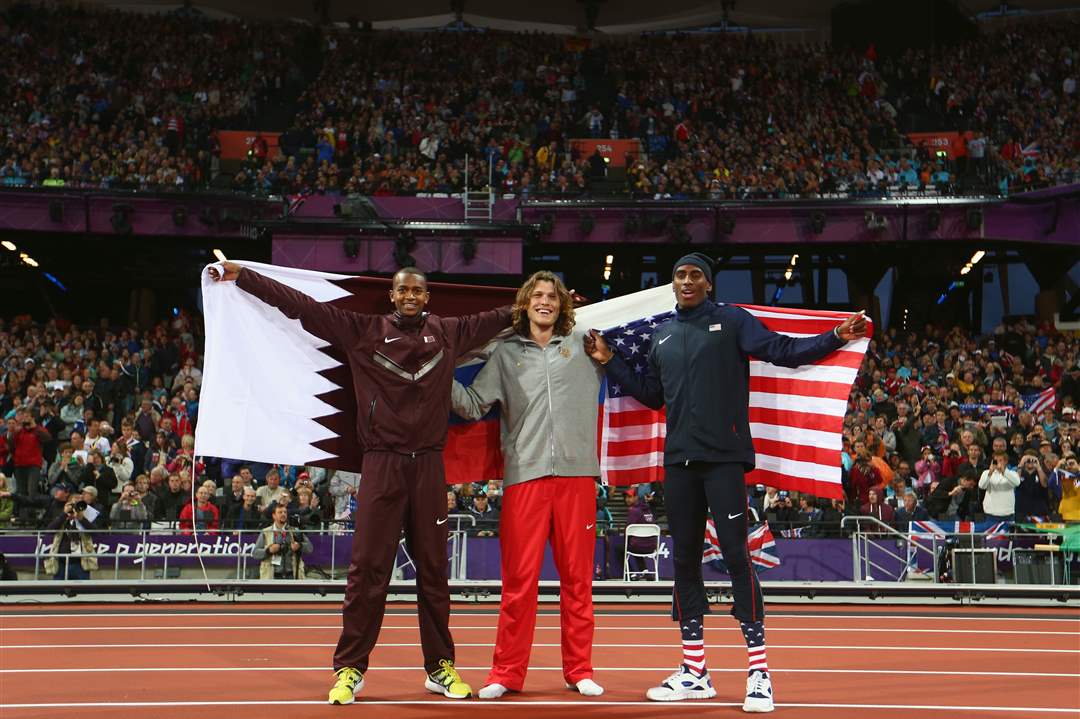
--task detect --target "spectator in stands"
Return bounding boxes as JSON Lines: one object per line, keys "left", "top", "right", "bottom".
{"left": 225, "top": 487, "right": 263, "bottom": 532}
{"left": 124, "top": 473, "right": 155, "bottom": 519}
{"left": 105, "top": 441, "right": 134, "bottom": 495}
{"left": 6, "top": 408, "right": 51, "bottom": 522}
{"left": 78, "top": 449, "right": 118, "bottom": 506}
{"left": 154, "top": 473, "right": 187, "bottom": 522}
{"left": 894, "top": 490, "right": 929, "bottom": 527}
{"left": 1049, "top": 454, "right": 1079, "bottom": 520}
{"left": 221, "top": 475, "right": 246, "bottom": 516}
{"left": 945, "top": 468, "right": 981, "bottom": 521}
{"left": 978, "top": 451, "right": 1022, "bottom": 522}
{"left": 179, "top": 484, "right": 219, "bottom": 535}
{"left": 0, "top": 474, "right": 13, "bottom": 524}
{"left": 467, "top": 492, "right": 499, "bottom": 537}
{"left": 1014, "top": 452, "right": 1050, "bottom": 520}
{"left": 294, "top": 486, "right": 322, "bottom": 530}
{"left": 252, "top": 503, "right": 313, "bottom": 579}
{"left": 860, "top": 488, "right": 896, "bottom": 525}
{"left": 914, "top": 446, "right": 941, "bottom": 494}
{"left": 771, "top": 491, "right": 800, "bottom": 530}
{"left": 595, "top": 482, "right": 613, "bottom": 533}
{"left": 848, "top": 450, "right": 884, "bottom": 505}
{"left": 110, "top": 482, "right": 149, "bottom": 529}
{"left": 256, "top": 468, "right": 285, "bottom": 510}
{"left": 329, "top": 470, "right": 361, "bottom": 522}
{"left": 817, "top": 497, "right": 850, "bottom": 537}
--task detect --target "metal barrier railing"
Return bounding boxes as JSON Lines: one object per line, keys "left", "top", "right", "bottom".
{"left": 0, "top": 513, "right": 479, "bottom": 582}
{"left": 842, "top": 516, "right": 1069, "bottom": 584}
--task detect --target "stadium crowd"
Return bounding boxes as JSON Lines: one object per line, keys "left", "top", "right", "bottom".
{"left": 1, "top": 5, "right": 1076, "bottom": 198}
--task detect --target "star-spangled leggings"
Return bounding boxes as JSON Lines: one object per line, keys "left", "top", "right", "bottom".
{"left": 663, "top": 461, "right": 764, "bottom": 623}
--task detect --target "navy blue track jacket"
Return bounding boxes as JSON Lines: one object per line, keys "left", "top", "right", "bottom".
{"left": 603, "top": 300, "right": 845, "bottom": 470}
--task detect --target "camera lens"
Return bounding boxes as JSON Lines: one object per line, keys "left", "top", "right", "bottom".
{"left": 73, "top": 500, "right": 88, "bottom": 512}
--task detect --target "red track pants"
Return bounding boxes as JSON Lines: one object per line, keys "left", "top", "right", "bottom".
{"left": 487, "top": 475, "right": 596, "bottom": 690}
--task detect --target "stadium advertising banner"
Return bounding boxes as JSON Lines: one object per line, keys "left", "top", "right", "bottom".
{"left": 219, "top": 130, "right": 282, "bottom": 161}
{"left": 906, "top": 131, "right": 974, "bottom": 159}
{"left": 570, "top": 138, "right": 642, "bottom": 167}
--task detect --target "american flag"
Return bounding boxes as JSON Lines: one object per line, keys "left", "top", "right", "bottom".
{"left": 1025, "top": 387, "right": 1056, "bottom": 414}
{"left": 599, "top": 304, "right": 870, "bottom": 498}
{"left": 703, "top": 518, "right": 780, "bottom": 569}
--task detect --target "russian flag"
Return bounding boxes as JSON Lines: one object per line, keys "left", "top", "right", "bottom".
{"left": 444, "top": 362, "right": 503, "bottom": 485}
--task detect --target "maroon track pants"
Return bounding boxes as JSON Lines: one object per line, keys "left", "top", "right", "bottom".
{"left": 332, "top": 450, "right": 453, "bottom": 674}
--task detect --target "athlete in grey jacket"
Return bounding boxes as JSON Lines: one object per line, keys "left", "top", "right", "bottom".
{"left": 451, "top": 270, "right": 605, "bottom": 700}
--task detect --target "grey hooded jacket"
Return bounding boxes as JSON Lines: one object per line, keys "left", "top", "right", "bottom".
{"left": 451, "top": 328, "right": 603, "bottom": 488}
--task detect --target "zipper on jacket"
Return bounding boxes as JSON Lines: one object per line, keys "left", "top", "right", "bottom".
{"left": 542, "top": 345, "right": 556, "bottom": 475}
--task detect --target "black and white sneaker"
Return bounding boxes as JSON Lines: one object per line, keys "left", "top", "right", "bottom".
{"left": 645, "top": 665, "right": 717, "bottom": 701}
{"left": 743, "top": 670, "right": 774, "bottom": 713}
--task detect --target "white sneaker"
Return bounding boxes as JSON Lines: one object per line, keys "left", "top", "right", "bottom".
{"left": 743, "top": 670, "right": 774, "bottom": 713}
{"left": 478, "top": 683, "right": 509, "bottom": 699}
{"left": 645, "top": 665, "right": 717, "bottom": 701}
{"left": 565, "top": 678, "right": 604, "bottom": 696}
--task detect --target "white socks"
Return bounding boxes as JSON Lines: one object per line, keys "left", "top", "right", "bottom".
{"left": 478, "top": 683, "right": 509, "bottom": 699}
{"left": 565, "top": 678, "right": 605, "bottom": 696}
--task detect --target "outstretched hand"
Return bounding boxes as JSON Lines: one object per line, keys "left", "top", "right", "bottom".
{"left": 584, "top": 329, "right": 614, "bottom": 364}
{"left": 836, "top": 311, "right": 869, "bottom": 342}
{"left": 208, "top": 261, "right": 242, "bottom": 282}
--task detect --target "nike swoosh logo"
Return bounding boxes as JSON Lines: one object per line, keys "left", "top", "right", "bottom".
{"left": 658, "top": 336, "right": 672, "bottom": 345}
{"left": 586, "top": 523, "right": 594, "bottom": 530}
{"left": 384, "top": 337, "right": 403, "bottom": 343}
{"left": 727, "top": 512, "right": 742, "bottom": 519}
{"left": 436, "top": 517, "right": 448, "bottom": 525}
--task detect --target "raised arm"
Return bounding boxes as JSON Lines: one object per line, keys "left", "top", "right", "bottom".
{"left": 212, "top": 262, "right": 375, "bottom": 350}
{"left": 735, "top": 307, "right": 855, "bottom": 368}
{"left": 585, "top": 329, "right": 665, "bottom": 410}
{"left": 444, "top": 306, "right": 513, "bottom": 358}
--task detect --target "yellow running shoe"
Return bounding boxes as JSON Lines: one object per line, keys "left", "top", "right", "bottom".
{"left": 328, "top": 667, "right": 364, "bottom": 705}
{"left": 424, "top": 659, "right": 473, "bottom": 699}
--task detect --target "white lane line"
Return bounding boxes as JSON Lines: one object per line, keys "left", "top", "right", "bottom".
{"left": 2, "top": 611, "right": 1076, "bottom": 622}
{"left": 3, "top": 642, "right": 1077, "bottom": 652}
{"left": 1, "top": 624, "right": 1075, "bottom": 636}
{"left": 0, "top": 700, "right": 1075, "bottom": 713}
{"left": 2, "top": 666, "right": 1078, "bottom": 678}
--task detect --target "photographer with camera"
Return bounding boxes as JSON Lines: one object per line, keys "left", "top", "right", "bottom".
{"left": 252, "top": 503, "right": 313, "bottom": 579}
{"left": 110, "top": 482, "right": 149, "bottom": 530}
{"left": 1014, "top": 450, "right": 1050, "bottom": 521}
{"left": 978, "top": 450, "right": 1022, "bottom": 522}
{"left": 77, "top": 449, "right": 117, "bottom": 512}
{"left": 42, "top": 491, "right": 99, "bottom": 580}
{"left": 105, "top": 441, "right": 134, "bottom": 493}
{"left": 6, "top": 408, "right": 52, "bottom": 523}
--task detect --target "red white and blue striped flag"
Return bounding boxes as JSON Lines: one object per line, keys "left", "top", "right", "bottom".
{"left": 598, "top": 303, "right": 871, "bottom": 498}
{"left": 1025, "top": 387, "right": 1056, "bottom": 414}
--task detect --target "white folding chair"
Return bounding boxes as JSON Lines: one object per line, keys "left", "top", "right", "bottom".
{"left": 623, "top": 523, "right": 661, "bottom": 581}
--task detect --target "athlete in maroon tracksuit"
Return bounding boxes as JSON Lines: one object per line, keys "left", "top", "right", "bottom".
{"left": 213, "top": 261, "right": 510, "bottom": 703}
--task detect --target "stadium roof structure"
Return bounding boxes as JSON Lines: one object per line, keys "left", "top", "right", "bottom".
{"left": 101, "top": 0, "right": 1080, "bottom": 32}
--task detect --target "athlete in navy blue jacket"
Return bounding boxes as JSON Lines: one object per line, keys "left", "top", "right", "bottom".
{"left": 585, "top": 253, "right": 866, "bottom": 712}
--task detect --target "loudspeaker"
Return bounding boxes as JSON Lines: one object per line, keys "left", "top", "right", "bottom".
{"left": 952, "top": 548, "right": 995, "bottom": 584}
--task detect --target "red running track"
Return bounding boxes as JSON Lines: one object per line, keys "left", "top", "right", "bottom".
{"left": 1, "top": 602, "right": 1077, "bottom": 719}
